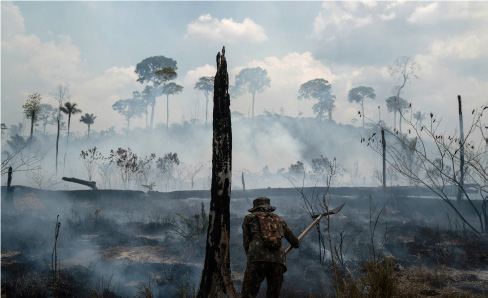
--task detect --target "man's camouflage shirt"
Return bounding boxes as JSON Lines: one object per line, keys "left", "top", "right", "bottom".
{"left": 242, "top": 211, "right": 300, "bottom": 269}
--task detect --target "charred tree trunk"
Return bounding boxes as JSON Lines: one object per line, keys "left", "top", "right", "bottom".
{"left": 56, "top": 116, "right": 60, "bottom": 178}
{"left": 382, "top": 129, "right": 386, "bottom": 189}
{"left": 5, "top": 166, "right": 14, "bottom": 203}
{"left": 484, "top": 138, "right": 488, "bottom": 233}
{"left": 62, "top": 177, "right": 98, "bottom": 190}
{"left": 457, "top": 95, "right": 465, "bottom": 203}
{"left": 197, "top": 47, "right": 239, "bottom": 298}
{"left": 29, "top": 110, "right": 35, "bottom": 143}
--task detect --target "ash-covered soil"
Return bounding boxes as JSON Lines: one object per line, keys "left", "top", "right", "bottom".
{"left": 1, "top": 185, "right": 487, "bottom": 297}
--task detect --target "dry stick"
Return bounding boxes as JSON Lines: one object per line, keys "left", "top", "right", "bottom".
{"left": 457, "top": 95, "right": 465, "bottom": 203}
{"left": 52, "top": 215, "right": 61, "bottom": 283}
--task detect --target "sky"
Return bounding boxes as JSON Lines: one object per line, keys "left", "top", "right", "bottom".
{"left": 2, "top": 1, "right": 488, "bottom": 136}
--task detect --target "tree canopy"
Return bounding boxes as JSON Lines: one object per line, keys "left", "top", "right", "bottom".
{"left": 234, "top": 67, "right": 271, "bottom": 117}
{"left": 22, "top": 92, "right": 42, "bottom": 139}
{"left": 135, "top": 56, "right": 177, "bottom": 85}
{"left": 386, "top": 96, "right": 410, "bottom": 131}
{"left": 22, "top": 92, "right": 42, "bottom": 121}
{"left": 155, "top": 67, "right": 177, "bottom": 86}
{"left": 37, "top": 103, "right": 54, "bottom": 135}
{"left": 112, "top": 97, "right": 144, "bottom": 131}
{"left": 194, "top": 76, "right": 214, "bottom": 93}
{"left": 60, "top": 101, "right": 82, "bottom": 145}
{"left": 348, "top": 86, "right": 376, "bottom": 128}
{"left": 162, "top": 82, "right": 184, "bottom": 129}
{"left": 195, "top": 76, "right": 215, "bottom": 124}
{"left": 135, "top": 56, "right": 178, "bottom": 128}
{"left": 298, "top": 78, "right": 336, "bottom": 121}
{"left": 388, "top": 56, "right": 420, "bottom": 133}
{"left": 80, "top": 113, "right": 97, "bottom": 139}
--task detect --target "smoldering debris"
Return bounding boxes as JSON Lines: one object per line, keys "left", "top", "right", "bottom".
{"left": 1, "top": 186, "right": 487, "bottom": 297}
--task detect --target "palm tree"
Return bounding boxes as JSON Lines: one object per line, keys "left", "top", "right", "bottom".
{"left": 60, "top": 101, "right": 82, "bottom": 145}
{"left": 80, "top": 113, "right": 96, "bottom": 139}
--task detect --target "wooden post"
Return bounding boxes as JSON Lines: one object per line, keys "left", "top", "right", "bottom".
{"left": 484, "top": 138, "right": 487, "bottom": 233}
{"left": 197, "top": 47, "right": 239, "bottom": 297}
{"left": 5, "top": 166, "right": 14, "bottom": 203}
{"left": 56, "top": 116, "right": 60, "bottom": 178}
{"left": 241, "top": 171, "right": 246, "bottom": 192}
{"left": 382, "top": 129, "right": 386, "bottom": 189}
{"left": 457, "top": 95, "right": 465, "bottom": 203}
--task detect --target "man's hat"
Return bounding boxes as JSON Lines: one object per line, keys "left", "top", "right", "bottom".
{"left": 248, "top": 197, "right": 276, "bottom": 212}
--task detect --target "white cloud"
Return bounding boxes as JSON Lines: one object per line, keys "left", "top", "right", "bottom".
{"left": 313, "top": 2, "right": 373, "bottom": 38}
{"left": 378, "top": 12, "right": 395, "bottom": 21}
{"left": 70, "top": 66, "right": 141, "bottom": 132}
{"left": 406, "top": 3, "right": 439, "bottom": 24}
{"left": 429, "top": 29, "right": 488, "bottom": 60}
{"left": 342, "top": 0, "right": 378, "bottom": 11}
{"left": 183, "top": 64, "right": 216, "bottom": 90}
{"left": 444, "top": 2, "right": 488, "bottom": 21}
{"left": 81, "top": 66, "right": 138, "bottom": 93}
{"left": 1, "top": 3, "right": 144, "bottom": 133}
{"left": 185, "top": 14, "right": 267, "bottom": 44}
{"left": 385, "top": 1, "right": 405, "bottom": 11}
{"left": 229, "top": 52, "right": 339, "bottom": 118}
{"left": 1, "top": 2, "right": 25, "bottom": 37}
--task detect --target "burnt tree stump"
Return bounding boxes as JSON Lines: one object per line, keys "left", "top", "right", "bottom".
{"left": 197, "top": 47, "right": 239, "bottom": 297}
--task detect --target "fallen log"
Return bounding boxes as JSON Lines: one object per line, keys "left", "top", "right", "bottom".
{"left": 62, "top": 177, "right": 98, "bottom": 190}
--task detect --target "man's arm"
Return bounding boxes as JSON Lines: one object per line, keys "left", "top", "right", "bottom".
{"left": 283, "top": 220, "right": 300, "bottom": 248}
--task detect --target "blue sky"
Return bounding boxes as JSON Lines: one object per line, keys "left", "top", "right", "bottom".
{"left": 2, "top": 1, "right": 487, "bottom": 135}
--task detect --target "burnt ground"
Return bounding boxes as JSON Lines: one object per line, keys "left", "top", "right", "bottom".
{"left": 1, "top": 185, "right": 487, "bottom": 297}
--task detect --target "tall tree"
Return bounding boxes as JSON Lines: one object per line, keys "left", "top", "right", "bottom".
{"left": 135, "top": 56, "right": 177, "bottom": 128}
{"left": 141, "top": 86, "right": 154, "bottom": 128}
{"left": 234, "top": 67, "right": 271, "bottom": 118}
{"left": 413, "top": 111, "right": 426, "bottom": 131}
{"left": 298, "top": 78, "right": 336, "bottom": 121}
{"left": 197, "top": 47, "right": 239, "bottom": 297}
{"left": 161, "top": 82, "right": 183, "bottom": 129}
{"left": 388, "top": 56, "right": 420, "bottom": 133}
{"left": 22, "top": 92, "right": 42, "bottom": 142}
{"left": 386, "top": 96, "right": 410, "bottom": 131}
{"left": 194, "top": 76, "right": 215, "bottom": 125}
{"left": 348, "top": 86, "right": 376, "bottom": 128}
{"left": 60, "top": 101, "right": 82, "bottom": 146}
{"left": 112, "top": 97, "right": 144, "bottom": 131}
{"left": 79, "top": 113, "right": 97, "bottom": 139}
{"left": 51, "top": 83, "right": 70, "bottom": 177}
{"left": 48, "top": 109, "right": 66, "bottom": 131}
{"left": 37, "top": 104, "right": 54, "bottom": 135}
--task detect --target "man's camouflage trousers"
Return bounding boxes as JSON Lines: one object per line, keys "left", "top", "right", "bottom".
{"left": 241, "top": 261, "right": 285, "bottom": 298}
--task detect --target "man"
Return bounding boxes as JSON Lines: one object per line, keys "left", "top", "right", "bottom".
{"left": 241, "top": 197, "right": 300, "bottom": 298}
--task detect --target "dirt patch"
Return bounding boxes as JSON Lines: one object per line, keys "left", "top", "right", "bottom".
{"left": 1, "top": 251, "right": 21, "bottom": 266}
{"left": 100, "top": 245, "right": 204, "bottom": 269}
{"left": 396, "top": 265, "right": 488, "bottom": 297}
{"left": 14, "top": 192, "right": 45, "bottom": 210}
